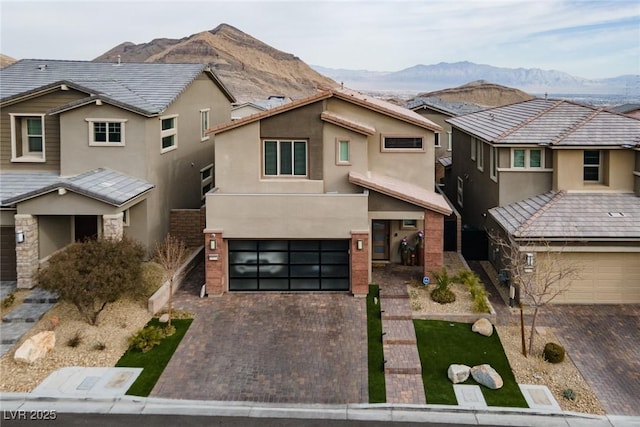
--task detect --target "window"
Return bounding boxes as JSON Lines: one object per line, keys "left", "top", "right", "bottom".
{"left": 457, "top": 176, "right": 464, "bottom": 207}
{"left": 401, "top": 219, "right": 418, "bottom": 229}
{"left": 434, "top": 132, "right": 441, "bottom": 147}
{"left": 447, "top": 132, "right": 452, "bottom": 152}
{"left": 336, "top": 139, "right": 350, "bottom": 165}
{"left": 122, "top": 209, "right": 130, "bottom": 227}
{"left": 490, "top": 146, "right": 498, "bottom": 181}
{"left": 10, "top": 114, "right": 45, "bottom": 162}
{"left": 511, "top": 148, "right": 544, "bottom": 168}
{"left": 583, "top": 150, "right": 601, "bottom": 182}
{"left": 471, "top": 137, "right": 477, "bottom": 160}
{"left": 86, "top": 119, "right": 126, "bottom": 146}
{"left": 263, "top": 140, "right": 307, "bottom": 176}
{"left": 200, "top": 109, "right": 210, "bottom": 141}
{"left": 477, "top": 139, "right": 484, "bottom": 171}
{"left": 160, "top": 115, "right": 178, "bottom": 152}
{"left": 382, "top": 136, "right": 423, "bottom": 151}
{"left": 201, "top": 164, "right": 213, "bottom": 199}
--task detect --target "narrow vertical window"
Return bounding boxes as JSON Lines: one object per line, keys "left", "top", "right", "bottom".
{"left": 457, "top": 176, "right": 464, "bottom": 207}
{"left": 447, "top": 132, "right": 452, "bottom": 152}
{"left": 434, "top": 132, "right": 441, "bottom": 147}
{"left": 490, "top": 146, "right": 498, "bottom": 181}
{"left": 200, "top": 109, "right": 210, "bottom": 141}
{"left": 471, "top": 137, "right": 476, "bottom": 160}
{"left": 477, "top": 139, "right": 484, "bottom": 171}
{"left": 336, "top": 139, "right": 350, "bottom": 164}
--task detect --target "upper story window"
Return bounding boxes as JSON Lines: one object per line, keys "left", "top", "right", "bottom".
{"left": 160, "top": 114, "right": 178, "bottom": 153}
{"left": 382, "top": 135, "right": 423, "bottom": 151}
{"left": 201, "top": 163, "right": 213, "bottom": 199}
{"left": 434, "top": 132, "right": 441, "bottom": 147}
{"left": 336, "top": 139, "right": 350, "bottom": 165}
{"left": 10, "top": 114, "right": 45, "bottom": 162}
{"left": 86, "top": 119, "right": 126, "bottom": 146}
{"left": 476, "top": 139, "right": 484, "bottom": 171}
{"left": 457, "top": 176, "right": 464, "bottom": 207}
{"left": 471, "top": 137, "right": 477, "bottom": 160}
{"left": 447, "top": 132, "right": 452, "bottom": 152}
{"left": 490, "top": 146, "right": 498, "bottom": 182}
{"left": 200, "top": 109, "right": 210, "bottom": 141}
{"left": 263, "top": 140, "right": 307, "bottom": 177}
{"left": 512, "top": 148, "right": 543, "bottom": 168}
{"left": 583, "top": 150, "right": 601, "bottom": 182}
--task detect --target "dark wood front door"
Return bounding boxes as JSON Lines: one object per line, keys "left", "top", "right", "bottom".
{"left": 74, "top": 215, "right": 98, "bottom": 242}
{"left": 371, "top": 220, "right": 389, "bottom": 260}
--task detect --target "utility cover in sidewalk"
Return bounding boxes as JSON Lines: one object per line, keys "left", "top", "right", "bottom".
{"left": 519, "top": 384, "right": 561, "bottom": 411}
{"left": 32, "top": 367, "right": 142, "bottom": 398}
{"left": 453, "top": 384, "right": 487, "bottom": 408}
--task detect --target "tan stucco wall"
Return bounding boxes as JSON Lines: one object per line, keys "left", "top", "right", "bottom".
{"left": 413, "top": 107, "right": 452, "bottom": 162}
{"left": 322, "top": 123, "right": 368, "bottom": 193}
{"left": 0, "top": 210, "right": 16, "bottom": 226}
{"left": 38, "top": 216, "right": 71, "bottom": 258}
{"left": 17, "top": 191, "right": 120, "bottom": 215}
{"left": 553, "top": 149, "right": 635, "bottom": 192}
{"left": 498, "top": 170, "right": 553, "bottom": 205}
{"left": 123, "top": 199, "right": 149, "bottom": 247}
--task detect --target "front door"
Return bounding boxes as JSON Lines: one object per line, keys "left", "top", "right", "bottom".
{"left": 371, "top": 220, "right": 389, "bottom": 260}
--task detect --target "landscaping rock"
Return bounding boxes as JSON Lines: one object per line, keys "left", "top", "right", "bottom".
{"left": 448, "top": 364, "right": 470, "bottom": 383}
{"left": 471, "top": 364, "right": 503, "bottom": 389}
{"left": 14, "top": 331, "right": 55, "bottom": 364}
{"left": 158, "top": 313, "right": 169, "bottom": 323}
{"left": 472, "top": 318, "right": 493, "bottom": 337}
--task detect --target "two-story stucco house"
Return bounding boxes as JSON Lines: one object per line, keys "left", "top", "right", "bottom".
{"left": 0, "top": 59, "right": 235, "bottom": 287}
{"left": 203, "top": 87, "right": 452, "bottom": 296}
{"left": 445, "top": 98, "right": 640, "bottom": 304}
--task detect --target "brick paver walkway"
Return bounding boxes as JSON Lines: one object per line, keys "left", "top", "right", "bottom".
{"left": 151, "top": 261, "right": 367, "bottom": 404}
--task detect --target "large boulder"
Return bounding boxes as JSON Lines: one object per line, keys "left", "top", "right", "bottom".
{"left": 447, "top": 364, "right": 470, "bottom": 384}
{"left": 471, "top": 364, "right": 503, "bottom": 389}
{"left": 14, "top": 331, "right": 55, "bottom": 364}
{"left": 472, "top": 318, "right": 493, "bottom": 337}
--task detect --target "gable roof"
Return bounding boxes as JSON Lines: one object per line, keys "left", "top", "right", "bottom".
{"left": 447, "top": 98, "right": 640, "bottom": 148}
{"left": 0, "top": 59, "right": 235, "bottom": 115}
{"left": 1, "top": 168, "right": 154, "bottom": 208}
{"left": 489, "top": 191, "right": 640, "bottom": 240}
{"left": 405, "top": 96, "right": 484, "bottom": 117}
{"left": 208, "top": 87, "right": 441, "bottom": 135}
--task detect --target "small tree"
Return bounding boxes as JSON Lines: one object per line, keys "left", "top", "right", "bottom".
{"left": 154, "top": 234, "right": 188, "bottom": 326}
{"left": 490, "top": 233, "right": 581, "bottom": 355}
{"left": 37, "top": 237, "right": 145, "bottom": 325}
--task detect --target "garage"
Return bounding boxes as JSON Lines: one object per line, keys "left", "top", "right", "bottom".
{"left": 553, "top": 252, "right": 640, "bottom": 304}
{"left": 228, "top": 240, "right": 350, "bottom": 291}
{"left": 0, "top": 227, "right": 17, "bottom": 281}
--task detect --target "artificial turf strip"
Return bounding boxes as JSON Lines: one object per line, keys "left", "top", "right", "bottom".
{"left": 116, "top": 318, "right": 193, "bottom": 397}
{"left": 413, "top": 319, "right": 528, "bottom": 408}
{"left": 367, "top": 285, "right": 386, "bottom": 403}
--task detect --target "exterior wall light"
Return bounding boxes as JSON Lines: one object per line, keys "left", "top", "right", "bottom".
{"left": 16, "top": 230, "right": 25, "bottom": 244}
{"left": 210, "top": 239, "right": 217, "bottom": 250}
{"left": 356, "top": 239, "right": 363, "bottom": 250}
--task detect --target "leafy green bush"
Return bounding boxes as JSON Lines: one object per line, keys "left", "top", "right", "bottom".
{"left": 128, "top": 325, "right": 165, "bottom": 353}
{"left": 1, "top": 292, "right": 16, "bottom": 309}
{"left": 455, "top": 270, "right": 490, "bottom": 313}
{"left": 562, "top": 388, "right": 576, "bottom": 400}
{"left": 141, "top": 262, "right": 166, "bottom": 297}
{"left": 543, "top": 342, "right": 566, "bottom": 363}
{"left": 430, "top": 268, "right": 456, "bottom": 304}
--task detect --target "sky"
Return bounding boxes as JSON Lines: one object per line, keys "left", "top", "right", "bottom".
{"left": 1, "top": 0, "right": 638, "bottom": 79}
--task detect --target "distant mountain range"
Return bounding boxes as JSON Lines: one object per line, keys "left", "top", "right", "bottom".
{"left": 312, "top": 62, "right": 639, "bottom": 99}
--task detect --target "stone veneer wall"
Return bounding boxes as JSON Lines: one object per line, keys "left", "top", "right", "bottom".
{"left": 15, "top": 214, "right": 39, "bottom": 289}
{"left": 103, "top": 213, "right": 124, "bottom": 240}
{"left": 170, "top": 208, "right": 206, "bottom": 247}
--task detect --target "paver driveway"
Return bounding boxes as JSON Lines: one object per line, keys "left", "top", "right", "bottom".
{"left": 151, "top": 262, "right": 368, "bottom": 403}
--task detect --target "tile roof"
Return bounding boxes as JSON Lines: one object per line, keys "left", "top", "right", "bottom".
{"left": 438, "top": 156, "right": 452, "bottom": 167}
{"left": 405, "top": 96, "right": 485, "bottom": 116}
{"left": 209, "top": 87, "right": 442, "bottom": 135}
{"left": 609, "top": 103, "right": 640, "bottom": 114}
{"left": 349, "top": 171, "right": 452, "bottom": 215}
{"left": 1, "top": 168, "right": 154, "bottom": 207}
{"left": 0, "top": 59, "right": 234, "bottom": 115}
{"left": 489, "top": 192, "right": 640, "bottom": 239}
{"left": 447, "top": 98, "right": 640, "bottom": 147}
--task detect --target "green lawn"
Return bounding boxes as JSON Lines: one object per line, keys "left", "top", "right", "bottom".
{"left": 367, "top": 285, "right": 386, "bottom": 403}
{"left": 413, "top": 319, "right": 527, "bottom": 407}
{"left": 116, "top": 318, "right": 193, "bottom": 396}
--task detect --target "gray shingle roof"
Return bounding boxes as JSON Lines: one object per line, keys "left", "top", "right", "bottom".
{"left": 1, "top": 168, "right": 153, "bottom": 207}
{"left": 405, "top": 96, "right": 485, "bottom": 116}
{"left": 0, "top": 59, "right": 234, "bottom": 115}
{"left": 489, "top": 192, "right": 640, "bottom": 239}
{"left": 447, "top": 98, "right": 640, "bottom": 147}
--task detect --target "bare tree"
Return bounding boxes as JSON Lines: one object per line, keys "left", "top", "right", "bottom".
{"left": 490, "top": 233, "right": 581, "bottom": 355}
{"left": 154, "top": 234, "right": 188, "bottom": 326}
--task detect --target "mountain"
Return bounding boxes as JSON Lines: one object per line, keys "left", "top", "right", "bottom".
{"left": 313, "top": 61, "right": 639, "bottom": 98}
{"left": 94, "top": 24, "right": 337, "bottom": 102}
{"left": 415, "top": 81, "right": 533, "bottom": 107}
{"left": 0, "top": 54, "right": 16, "bottom": 69}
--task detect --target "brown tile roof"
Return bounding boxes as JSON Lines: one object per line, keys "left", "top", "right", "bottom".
{"left": 349, "top": 171, "right": 452, "bottom": 215}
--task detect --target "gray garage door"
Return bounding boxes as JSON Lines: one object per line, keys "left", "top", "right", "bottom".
{"left": 229, "top": 240, "right": 350, "bottom": 291}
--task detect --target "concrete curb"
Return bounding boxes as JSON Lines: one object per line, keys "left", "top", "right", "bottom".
{"left": 1, "top": 393, "right": 638, "bottom": 426}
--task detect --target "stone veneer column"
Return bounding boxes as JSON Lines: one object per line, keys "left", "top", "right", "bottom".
{"left": 103, "top": 213, "right": 124, "bottom": 240}
{"left": 423, "top": 209, "right": 444, "bottom": 281}
{"left": 350, "top": 230, "right": 369, "bottom": 297}
{"left": 204, "top": 229, "right": 225, "bottom": 296}
{"left": 14, "top": 214, "right": 39, "bottom": 289}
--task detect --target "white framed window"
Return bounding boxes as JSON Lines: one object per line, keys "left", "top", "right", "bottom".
{"left": 86, "top": 118, "right": 126, "bottom": 146}
{"left": 471, "top": 137, "right": 476, "bottom": 160}
{"left": 336, "top": 139, "right": 350, "bottom": 165}
{"left": 201, "top": 163, "right": 213, "bottom": 199}
{"left": 457, "top": 176, "right": 464, "bottom": 207}
{"left": 200, "top": 109, "right": 210, "bottom": 141}
{"left": 477, "top": 139, "right": 484, "bottom": 171}
{"left": 490, "top": 146, "right": 498, "bottom": 182}
{"left": 583, "top": 150, "right": 601, "bottom": 182}
{"left": 511, "top": 148, "right": 544, "bottom": 169}
{"left": 10, "top": 114, "right": 46, "bottom": 162}
{"left": 447, "top": 131, "right": 452, "bottom": 152}
{"left": 122, "top": 209, "right": 130, "bottom": 227}
{"left": 401, "top": 219, "right": 418, "bottom": 229}
{"left": 263, "top": 140, "right": 307, "bottom": 177}
{"left": 381, "top": 135, "right": 424, "bottom": 151}
{"left": 434, "top": 132, "right": 441, "bottom": 147}
{"left": 160, "top": 114, "right": 178, "bottom": 153}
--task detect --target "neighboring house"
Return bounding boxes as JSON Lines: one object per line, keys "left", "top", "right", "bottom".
{"left": 445, "top": 98, "right": 640, "bottom": 304}
{"left": 231, "top": 95, "right": 291, "bottom": 119}
{"left": 0, "top": 59, "right": 235, "bottom": 287}
{"left": 406, "top": 97, "right": 483, "bottom": 183}
{"left": 203, "top": 87, "right": 452, "bottom": 296}
{"left": 609, "top": 103, "right": 640, "bottom": 119}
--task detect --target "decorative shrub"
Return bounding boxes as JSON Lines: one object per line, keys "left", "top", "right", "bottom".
{"left": 128, "top": 325, "right": 165, "bottom": 353}
{"left": 66, "top": 331, "right": 83, "bottom": 348}
{"left": 454, "top": 270, "right": 490, "bottom": 313}
{"left": 1, "top": 292, "right": 16, "bottom": 309}
{"left": 543, "top": 342, "right": 566, "bottom": 363}
{"left": 562, "top": 388, "right": 576, "bottom": 401}
{"left": 430, "top": 267, "right": 456, "bottom": 304}
{"left": 163, "top": 324, "right": 176, "bottom": 337}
